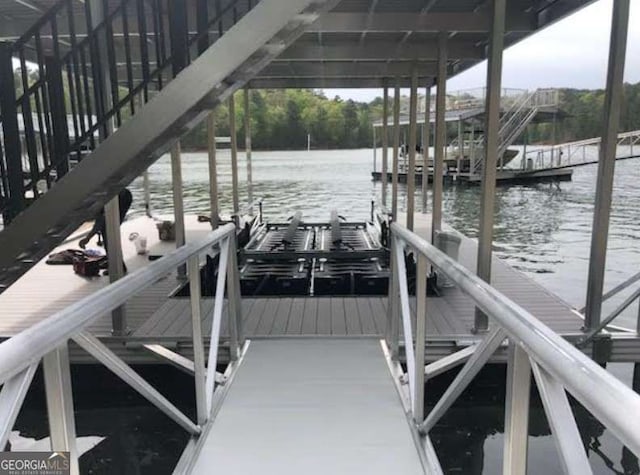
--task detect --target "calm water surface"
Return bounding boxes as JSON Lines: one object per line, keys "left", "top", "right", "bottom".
{"left": 13, "top": 148, "right": 640, "bottom": 473}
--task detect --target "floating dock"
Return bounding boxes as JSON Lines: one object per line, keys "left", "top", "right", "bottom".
{"left": 2, "top": 213, "right": 635, "bottom": 364}
{"left": 371, "top": 167, "right": 573, "bottom": 185}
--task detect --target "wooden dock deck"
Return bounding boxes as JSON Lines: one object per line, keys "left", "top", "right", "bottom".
{"left": 2, "top": 214, "right": 637, "bottom": 364}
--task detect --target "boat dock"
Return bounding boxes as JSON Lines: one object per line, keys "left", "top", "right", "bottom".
{"left": 1, "top": 0, "right": 639, "bottom": 472}
{"left": 3, "top": 213, "right": 636, "bottom": 366}
{"left": 372, "top": 167, "right": 573, "bottom": 185}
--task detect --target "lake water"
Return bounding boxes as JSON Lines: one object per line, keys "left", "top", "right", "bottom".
{"left": 129, "top": 147, "right": 640, "bottom": 329}
{"left": 12, "top": 148, "right": 640, "bottom": 473}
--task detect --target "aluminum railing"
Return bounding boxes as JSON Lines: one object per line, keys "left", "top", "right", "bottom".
{"left": 523, "top": 129, "right": 640, "bottom": 171}
{"left": 386, "top": 222, "right": 640, "bottom": 473}
{"left": 0, "top": 222, "right": 243, "bottom": 474}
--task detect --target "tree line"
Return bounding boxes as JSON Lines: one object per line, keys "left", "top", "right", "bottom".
{"left": 182, "top": 82, "right": 640, "bottom": 151}
{"left": 526, "top": 82, "right": 640, "bottom": 144}
{"left": 182, "top": 89, "right": 377, "bottom": 150}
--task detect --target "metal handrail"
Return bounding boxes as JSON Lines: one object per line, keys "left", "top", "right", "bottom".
{"left": 0, "top": 222, "right": 235, "bottom": 384}
{"left": 387, "top": 223, "right": 640, "bottom": 466}
{"left": 0, "top": 222, "right": 243, "bottom": 472}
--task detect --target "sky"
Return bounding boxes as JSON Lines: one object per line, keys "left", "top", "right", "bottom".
{"left": 322, "top": 0, "right": 640, "bottom": 102}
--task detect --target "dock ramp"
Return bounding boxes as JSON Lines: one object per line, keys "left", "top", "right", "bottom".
{"left": 186, "top": 339, "right": 424, "bottom": 474}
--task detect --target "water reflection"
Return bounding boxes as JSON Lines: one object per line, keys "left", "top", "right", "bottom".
{"left": 428, "top": 366, "right": 639, "bottom": 475}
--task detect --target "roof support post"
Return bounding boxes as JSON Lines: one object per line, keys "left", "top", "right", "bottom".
{"left": 406, "top": 67, "right": 418, "bottom": 231}
{"left": 244, "top": 88, "right": 253, "bottom": 211}
{"left": 458, "top": 119, "right": 464, "bottom": 160}
{"left": 474, "top": 0, "right": 506, "bottom": 334}
{"left": 431, "top": 33, "right": 447, "bottom": 244}
{"left": 0, "top": 42, "right": 24, "bottom": 224}
{"left": 88, "top": 0, "right": 126, "bottom": 333}
{"left": 104, "top": 194, "right": 127, "bottom": 334}
{"left": 229, "top": 94, "right": 240, "bottom": 225}
{"left": 137, "top": 95, "right": 152, "bottom": 218}
{"left": 373, "top": 124, "right": 377, "bottom": 173}
{"left": 381, "top": 81, "right": 389, "bottom": 206}
{"left": 43, "top": 344, "right": 79, "bottom": 475}
{"left": 171, "top": 142, "right": 186, "bottom": 278}
{"left": 584, "top": 0, "right": 630, "bottom": 331}
{"left": 391, "top": 78, "right": 401, "bottom": 220}
{"left": 142, "top": 169, "right": 151, "bottom": 216}
{"left": 208, "top": 112, "right": 219, "bottom": 230}
{"left": 422, "top": 83, "right": 431, "bottom": 213}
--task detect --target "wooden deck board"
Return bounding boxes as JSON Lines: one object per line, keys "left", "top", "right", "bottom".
{"left": 330, "top": 298, "right": 347, "bottom": 335}
{"left": 286, "top": 298, "right": 305, "bottom": 334}
{"left": 344, "top": 298, "right": 362, "bottom": 335}
{"left": 316, "top": 298, "right": 331, "bottom": 334}
{"left": 2, "top": 214, "right": 587, "bottom": 348}
{"left": 301, "top": 298, "right": 317, "bottom": 334}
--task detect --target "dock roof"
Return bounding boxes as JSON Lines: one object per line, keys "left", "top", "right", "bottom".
{"left": 0, "top": 0, "right": 597, "bottom": 89}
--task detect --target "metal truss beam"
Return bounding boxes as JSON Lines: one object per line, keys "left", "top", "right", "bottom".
{"left": 256, "top": 61, "right": 438, "bottom": 78}
{"left": 242, "top": 77, "right": 431, "bottom": 88}
{"left": 277, "top": 40, "right": 485, "bottom": 61}
{"left": 306, "top": 12, "right": 536, "bottom": 33}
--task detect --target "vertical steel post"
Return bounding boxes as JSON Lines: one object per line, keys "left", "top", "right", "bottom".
{"left": 105, "top": 196, "right": 126, "bottom": 334}
{"left": 584, "top": 0, "right": 630, "bottom": 331}
{"left": 226, "top": 236, "right": 242, "bottom": 358}
{"left": 229, "top": 94, "right": 240, "bottom": 224}
{"left": 171, "top": 142, "right": 186, "bottom": 277}
{"left": 422, "top": 84, "right": 431, "bottom": 213}
{"left": 382, "top": 83, "right": 389, "bottom": 206}
{"left": 88, "top": 0, "right": 126, "bottom": 333}
{"left": 373, "top": 125, "right": 377, "bottom": 173}
{"left": 551, "top": 113, "right": 557, "bottom": 164}
{"left": 522, "top": 127, "right": 528, "bottom": 170}
{"left": 168, "top": 0, "right": 188, "bottom": 76}
{"left": 470, "top": 123, "right": 476, "bottom": 172}
{"left": 474, "top": 0, "right": 506, "bottom": 333}
{"left": 45, "top": 56, "right": 70, "bottom": 179}
{"left": 188, "top": 255, "right": 208, "bottom": 424}
{"left": 392, "top": 78, "right": 401, "bottom": 220}
{"left": 142, "top": 170, "right": 151, "bottom": 217}
{"left": 389, "top": 234, "right": 400, "bottom": 360}
{"left": 207, "top": 112, "right": 219, "bottom": 230}
{"left": 243, "top": 88, "right": 253, "bottom": 210}
{"left": 413, "top": 253, "right": 427, "bottom": 422}
{"left": 503, "top": 344, "right": 531, "bottom": 475}
{"left": 407, "top": 68, "right": 418, "bottom": 231}
{"left": 458, "top": 119, "right": 464, "bottom": 159}
{"left": 0, "top": 43, "right": 25, "bottom": 223}
{"left": 432, "top": 33, "right": 447, "bottom": 243}
{"left": 196, "top": 0, "right": 210, "bottom": 54}
{"left": 43, "top": 344, "right": 79, "bottom": 475}
{"left": 385, "top": 233, "right": 397, "bottom": 350}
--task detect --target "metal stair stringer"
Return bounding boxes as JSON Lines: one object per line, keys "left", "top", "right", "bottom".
{"left": 0, "top": 0, "right": 338, "bottom": 292}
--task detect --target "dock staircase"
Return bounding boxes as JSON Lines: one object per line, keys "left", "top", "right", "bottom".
{"left": 0, "top": 0, "right": 338, "bottom": 292}
{"left": 460, "top": 89, "right": 558, "bottom": 173}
